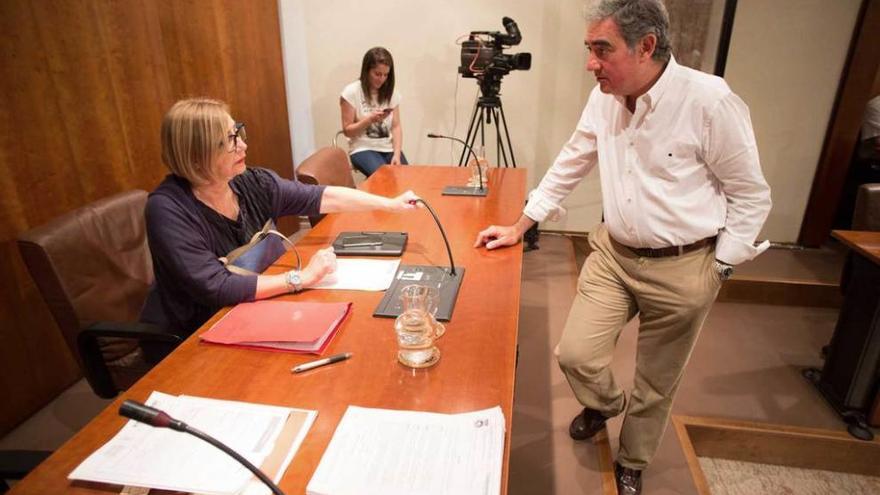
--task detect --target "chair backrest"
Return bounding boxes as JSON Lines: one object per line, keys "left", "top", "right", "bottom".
{"left": 17, "top": 190, "right": 153, "bottom": 365}
{"left": 852, "top": 183, "right": 880, "bottom": 232}
{"left": 297, "top": 146, "right": 356, "bottom": 188}
{"left": 297, "top": 147, "right": 356, "bottom": 225}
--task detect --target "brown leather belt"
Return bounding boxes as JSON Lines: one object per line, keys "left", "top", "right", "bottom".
{"left": 612, "top": 235, "right": 716, "bottom": 258}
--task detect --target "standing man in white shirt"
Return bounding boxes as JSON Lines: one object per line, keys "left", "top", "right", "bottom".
{"left": 474, "top": 1, "right": 771, "bottom": 493}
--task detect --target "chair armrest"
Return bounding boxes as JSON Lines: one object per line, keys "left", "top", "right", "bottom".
{"left": 0, "top": 449, "right": 52, "bottom": 490}
{"left": 83, "top": 321, "right": 181, "bottom": 341}
{"left": 77, "top": 322, "right": 181, "bottom": 399}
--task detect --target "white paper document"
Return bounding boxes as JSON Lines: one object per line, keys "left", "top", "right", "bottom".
{"left": 307, "top": 405, "right": 506, "bottom": 495}
{"left": 311, "top": 258, "right": 401, "bottom": 291}
{"left": 69, "top": 391, "right": 316, "bottom": 495}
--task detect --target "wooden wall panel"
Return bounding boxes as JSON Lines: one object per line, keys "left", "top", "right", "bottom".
{"left": 0, "top": 0, "right": 295, "bottom": 435}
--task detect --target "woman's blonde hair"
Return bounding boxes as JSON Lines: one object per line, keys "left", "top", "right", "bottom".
{"left": 161, "top": 98, "right": 231, "bottom": 184}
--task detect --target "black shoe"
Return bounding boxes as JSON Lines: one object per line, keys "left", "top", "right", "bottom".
{"left": 568, "top": 407, "right": 609, "bottom": 440}
{"left": 615, "top": 462, "right": 642, "bottom": 495}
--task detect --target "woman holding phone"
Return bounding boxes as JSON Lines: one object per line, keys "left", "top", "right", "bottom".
{"left": 340, "top": 47, "right": 408, "bottom": 176}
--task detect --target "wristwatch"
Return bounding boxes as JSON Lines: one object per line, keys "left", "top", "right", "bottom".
{"left": 285, "top": 270, "right": 303, "bottom": 292}
{"left": 713, "top": 260, "right": 734, "bottom": 281}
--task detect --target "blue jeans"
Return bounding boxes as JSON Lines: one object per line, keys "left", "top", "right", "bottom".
{"left": 350, "top": 150, "right": 408, "bottom": 176}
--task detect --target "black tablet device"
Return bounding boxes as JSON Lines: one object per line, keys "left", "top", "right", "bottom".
{"left": 332, "top": 231, "right": 408, "bottom": 256}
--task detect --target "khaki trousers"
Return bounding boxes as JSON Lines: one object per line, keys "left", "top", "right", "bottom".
{"left": 555, "top": 223, "right": 722, "bottom": 469}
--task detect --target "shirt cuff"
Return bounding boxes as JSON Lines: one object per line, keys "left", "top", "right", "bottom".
{"left": 523, "top": 190, "right": 567, "bottom": 223}
{"left": 715, "top": 231, "right": 770, "bottom": 265}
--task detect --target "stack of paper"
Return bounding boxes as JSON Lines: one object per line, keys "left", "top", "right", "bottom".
{"left": 307, "top": 405, "right": 506, "bottom": 495}
{"left": 312, "top": 258, "right": 400, "bottom": 291}
{"left": 200, "top": 300, "right": 351, "bottom": 354}
{"left": 69, "top": 391, "right": 317, "bottom": 495}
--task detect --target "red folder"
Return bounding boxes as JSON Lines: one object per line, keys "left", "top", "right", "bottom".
{"left": 200, "top": 300, "right": 352, "bottom": 355}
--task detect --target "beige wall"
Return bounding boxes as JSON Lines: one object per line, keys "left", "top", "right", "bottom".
{"left": 293, "top": 0, "right": 602, "bottom": 231}
{"left": 288, "top": 0, "right": 862, "bottom": 242}
{"left": 726, "top": 0, "right": 861, "bottom": 241}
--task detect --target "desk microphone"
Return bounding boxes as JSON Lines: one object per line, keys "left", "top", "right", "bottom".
{"left": 427, "top": 133, "right": 487, "bottom": 197}
{"left": 415, "top": 199, "right": 456, "bottom": 276}
{"left": 119, "top": 400, "right": 287, "bottom": 495}
{"left": 373, "top": 198, "right": 465, "bottom": 321}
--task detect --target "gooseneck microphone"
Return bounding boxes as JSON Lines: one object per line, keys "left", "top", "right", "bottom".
{"left": 414, "top": 198, "right": 456, "bottom": 276}
{"left": 427, "top": 133, "right": 486, "bottom": 195}
{"left": 119, "top": 400, "right": 287, "bottom": 495}
{"left": 427, "top": 133, "right": 480, "bottom": 168}
{"left": 373, "top": 198, "right": 466, "bottom": 321}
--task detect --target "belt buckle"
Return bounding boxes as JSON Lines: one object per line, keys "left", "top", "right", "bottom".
{"left": 677, "top": 245, "right": 684, "bottom": 256}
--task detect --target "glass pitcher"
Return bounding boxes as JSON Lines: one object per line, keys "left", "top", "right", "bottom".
{"left": 394, "top": 285, "right": 444, "bottom": 368}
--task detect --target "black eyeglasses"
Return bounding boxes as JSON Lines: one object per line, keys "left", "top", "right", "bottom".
{"left": 225, "top": 122, "right": 247, "bottom": 153}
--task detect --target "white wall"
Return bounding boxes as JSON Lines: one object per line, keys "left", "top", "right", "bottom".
{"left": 282, "top": 0, "right": 862, "bottom": 242}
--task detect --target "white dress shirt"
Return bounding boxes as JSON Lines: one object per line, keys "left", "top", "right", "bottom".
{"left": 524, "top": 56, "right": 771, "bottom": 265}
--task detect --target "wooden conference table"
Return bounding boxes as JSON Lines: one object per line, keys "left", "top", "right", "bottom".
{"left": 11, "top": 165, "right": 526, "bottom": 494}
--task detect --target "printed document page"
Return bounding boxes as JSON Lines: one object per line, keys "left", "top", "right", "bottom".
{"left": 311, "top": 258, "right": 400, "bottom": 291}
{"left": 69, "top": 391, "right": 316, "bottom": 495}
{"left": 307, "top": 405, "right": 505, "bottom": 495}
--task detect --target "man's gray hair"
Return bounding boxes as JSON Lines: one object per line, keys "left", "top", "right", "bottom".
{"left": 585, "top": 0, "right": 672, "bottom": 63}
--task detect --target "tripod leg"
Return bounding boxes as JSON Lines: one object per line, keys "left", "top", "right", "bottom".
{"left": 480, "top": 107, "right": 487, "bottom": 151}
{"left": 498, "top": 102, "right": 517, "bottom": 168}
{"left": 492, "top": 107, "right": 510, "bottom": 167}
{"left": 467, "top": 107, "right": 486, "bottom": 162}
{"left": 460, "top": 101, "right": 481, "bottom": 166}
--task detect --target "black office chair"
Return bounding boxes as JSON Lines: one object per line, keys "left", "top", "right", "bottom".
{"left": 0, "top": 450, "right": 51, "bottom": 493}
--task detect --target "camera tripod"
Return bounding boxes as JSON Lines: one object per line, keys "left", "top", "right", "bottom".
{"left": 458, "top": 94, "right": 517, "bottom": 168}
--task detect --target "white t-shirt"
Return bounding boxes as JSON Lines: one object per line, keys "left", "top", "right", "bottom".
{"left": 340, "top": 80, "right": 401, "bottom": 154}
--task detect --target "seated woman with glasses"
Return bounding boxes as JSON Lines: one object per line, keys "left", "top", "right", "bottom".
{"left": 340, "top": 47, "right": 408, "bottom": 176}
{"left": 141, "top": 98, "right": 419, "bottom": 337}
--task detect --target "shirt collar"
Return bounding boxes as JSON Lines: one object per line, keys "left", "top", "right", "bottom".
{"left": 614, "top": 54, "right": 679, "bottom": 110}
{"left": 643, "top": 54, "right": 677, "bottom": 109}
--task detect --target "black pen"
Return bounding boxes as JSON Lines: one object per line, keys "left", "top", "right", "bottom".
{"left": 291, "top": 352, "right": 353, "bottom": 373}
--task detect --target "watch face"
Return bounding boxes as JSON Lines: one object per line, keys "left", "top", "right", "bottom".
{"left": 714, "top": 262, "right": 733, "bottom": 281}
{"left": 286, "top": 270, "right": 303, "bottom": 290}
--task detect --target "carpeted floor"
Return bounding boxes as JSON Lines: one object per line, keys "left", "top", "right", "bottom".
{"left": 698, "top": 457, "right": 880, "bottom": 495}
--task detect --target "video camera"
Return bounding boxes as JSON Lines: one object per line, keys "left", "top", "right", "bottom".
{"left": 459, "top": 17, "right": 531, "bottom": 94}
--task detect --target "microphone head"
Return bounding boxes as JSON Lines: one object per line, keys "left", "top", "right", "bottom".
{"left": 427, "top": 133, "right": 441, "bottom": 138}
{"left": 120, "top": 400, "right": 174, "bottom": 428}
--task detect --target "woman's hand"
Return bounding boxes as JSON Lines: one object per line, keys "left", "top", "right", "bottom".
{"left": 390, "top": 151, "right": 402, "bottom": 165}
{"left": 368, "top": 109, "right": 387, "bottom": 124}
{"left": 384, "top": 190, "right": 420, "bottom": 212}
{"left": 301, "top": 247, "right": 337, "bottom": 287}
